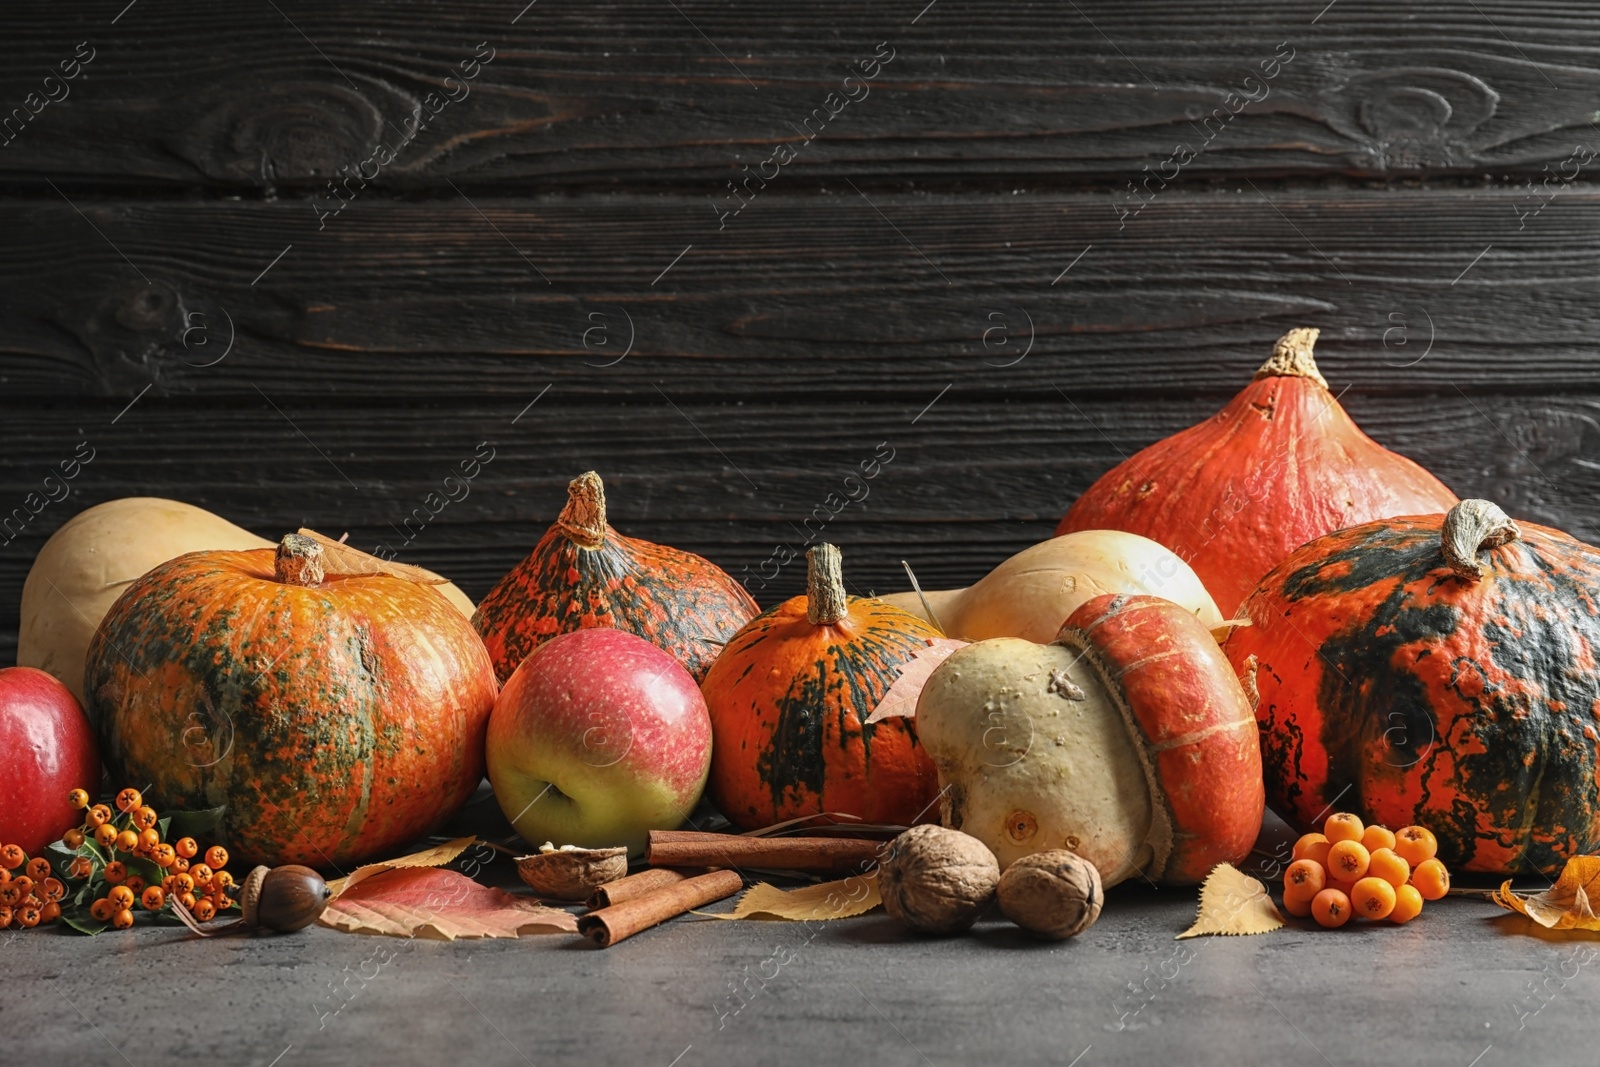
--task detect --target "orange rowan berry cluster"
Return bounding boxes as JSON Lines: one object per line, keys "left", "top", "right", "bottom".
{"left": 0, "top": 843, "right": 67, "bottom": 929}
{"left": 9, "top": 786, "right": 239, "bottom": 933}
{"left": 1283, "top": 812, "right": 1450, "bottom": 929}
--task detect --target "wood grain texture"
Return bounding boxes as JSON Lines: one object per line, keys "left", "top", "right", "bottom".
{"left": 2, "top": 2, "right": 1598, "bottom": 189}
{"left": 3, "top": 390, "right": 1596, "bottom": 662}
{"left": 6, "top": 1, "right": 1600, "bottom": 660}
{"left": 4, "top": 187, "right": 1600, "bottom": 401}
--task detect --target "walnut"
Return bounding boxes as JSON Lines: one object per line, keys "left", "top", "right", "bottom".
{"left": 877, "top": 825, "right": 999, "bottom": 934}
{"left": 996, "top": 849, "right": 1103, "bottom": 940}
{"left": 515, "top": 843, "right": 628, "bottom": 900}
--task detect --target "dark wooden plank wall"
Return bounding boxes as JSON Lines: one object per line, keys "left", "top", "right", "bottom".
{"left": 3, "top": 1, "right": 1598, "bottom": 662}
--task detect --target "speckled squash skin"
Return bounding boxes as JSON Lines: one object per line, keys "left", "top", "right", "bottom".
{"left": 84, "top": 537, "right": 497, "bottom": 870}
{"left": 1225, "top": 501, "right": 1600, "bottom": 876}
{"left": 1056, "top": 328, "right": 1458, "bottom": 617}
{"left": 702, "top": 544, "right": 942, "bottom": 830}
{"left": 473, "top": 472, "right": 758, "bottom": 684}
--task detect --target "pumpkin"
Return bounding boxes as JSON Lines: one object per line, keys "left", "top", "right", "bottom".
{"left": 19, "top": 497, "right": 476, "bottom": 704}
{"left": 1056, "top": 328, "right": 1459, "bottom": 617}
{"left": 84, "top": 533, "right": 498, "bottom": 869}
{"left": 473, "top": 471, "right": 759, "bottom": 684}
{"left": 1225, "top": 499, "right": 1600, "bottom": 876}
{"left": 916, "top": 595, "right": 1262, "bottom": 886}
{"left": 879, "top": 529, "right": 1223, "bottom": 642}
{"left": 702, "top": 543, "right": 942, "bottom": 830}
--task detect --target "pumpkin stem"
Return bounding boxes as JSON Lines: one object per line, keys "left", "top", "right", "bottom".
{"left": 558, "top": 471, "right": 608, "bottom": 549}
{"left": 1254, "top": 328, "right": 1328, "bottom": 389}
{"left": 806, "top": 543, "right": 849, "bottom": 626}
{"left": 1441, "top": 499, "right": 1521, "bottom": 581}
{"left": 275, "top": 533, "right": 326, "bottom": 586}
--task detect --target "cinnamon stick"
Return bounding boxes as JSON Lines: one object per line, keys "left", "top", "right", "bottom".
{"left": 578, "top": 869, "right": 743, "bottom": 948}
{"left": 587, "top": 867, "right": 700, "bottom": 910}
{"left": 645, "top": 831, "right": 883, "bottom": 874}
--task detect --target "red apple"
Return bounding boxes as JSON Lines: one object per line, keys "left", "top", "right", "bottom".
{"left": 0, "top": 666, "right": 100, "bottom": 856}
{"left": 486, "top": 628, "right": 712, "bottom": 855}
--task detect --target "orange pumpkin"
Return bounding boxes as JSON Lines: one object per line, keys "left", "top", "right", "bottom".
{"left": 1057, "top": 328, "right": 1458, "bottom": 616}
{"left": 702, "top": 543, "right": 942, "bottom": 830}
{"left": 85, "top": 534, "right": 497, "bottom": 869}
{"left": 1226, "top": 500, "right": 1600, "bottom": 875}
{"left": 474, "top": 471, "right": 759, "bottom": 684}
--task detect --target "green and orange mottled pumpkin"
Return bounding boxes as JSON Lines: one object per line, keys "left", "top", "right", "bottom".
{"left": 85, "top": 534, "right": 497, "bottom": 870}
{"left": 473, "top": 471, "right": 758, "bottom": 684}
{"left": 1225, "top": 499, "right": 1600, "bottom": 875}
{"left": 702, "top": 543, "right": 943, "bottom": 830}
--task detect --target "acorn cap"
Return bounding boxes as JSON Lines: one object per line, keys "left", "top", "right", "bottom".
{"left": 240, "top": 865, "right": 270, "bottom": 929}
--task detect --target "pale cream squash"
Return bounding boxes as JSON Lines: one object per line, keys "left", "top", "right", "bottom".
{"left": 914, "top": 595, "right": 1263, "bottom": 889}
{"left": 914, "top": 637, "right": 1156, "bottom": 884}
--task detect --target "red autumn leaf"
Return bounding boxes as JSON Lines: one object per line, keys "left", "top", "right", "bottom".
{"left": 320, "top": 866, "right": 577, "bottom": 940}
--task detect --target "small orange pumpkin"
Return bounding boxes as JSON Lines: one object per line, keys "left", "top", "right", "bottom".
{"left": 702, "top": 543, "right": 942, "bottom": 830}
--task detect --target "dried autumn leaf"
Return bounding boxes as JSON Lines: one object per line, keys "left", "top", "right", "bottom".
{"left": 325, "top": 836, "right": 475, "bottom": 897}
{"left": 297, "top": 528, "right": 449, "bottom": 585}
{"left": 1493, "top": 856, "right": 1600, "bottom": 930}
{"left": 320, "top": 867, "right": 577, "bottom": 939}
{"left": 703, "top": 873, "right": 882, "bottom": 921}
{"left": 864, "top": 638, "right": 969, "bottom": 724}
{"left": 1176, "top": 862, "right": 1284, "bottom": 939}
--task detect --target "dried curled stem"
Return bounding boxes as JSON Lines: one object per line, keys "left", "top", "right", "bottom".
{"left": 1254, "top": 327, "right": 1328, "bottom": 389}
{"left": 274, "top": 533, "right": 325, "bottom": 586}
{"left": 806, "top": 543, "right": 849, "bottom": 626}
{"left": 558, "top": 471, "right": 608, "bottom": 549}
{"left": 1441, "top": 499, "right": 1521, "bottom": 580}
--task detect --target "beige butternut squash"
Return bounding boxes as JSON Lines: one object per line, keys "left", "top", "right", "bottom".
{"left": 881, "top": 529, "right": 1222, "bottom": 644}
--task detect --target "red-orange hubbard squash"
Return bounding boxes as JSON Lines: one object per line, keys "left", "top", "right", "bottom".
{"left": 1057, "top": 327, "right": 1458, "bottom": 617}
{"left": 702, "top": 543, "right": 942, "bottom": 830}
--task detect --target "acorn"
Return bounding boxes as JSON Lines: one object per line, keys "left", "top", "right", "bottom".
{"left": 239, "top": 864, "right": 332, "bottom": 933}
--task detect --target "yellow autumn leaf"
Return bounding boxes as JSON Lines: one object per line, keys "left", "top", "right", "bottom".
{"left": 1176, "top": 862, "right": 1284, "bottom": 939}
{"left": 326, "top": 836, "right": 476, "bottom": 898}
{"left": 703, "top": 873, "right": 882, "bottom": 921}
{"left": 1493, "top": 856, "right": 1600, "bottom": 930}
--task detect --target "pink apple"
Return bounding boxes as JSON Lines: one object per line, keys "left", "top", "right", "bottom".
{"left": 486, "top": 628, "right": 712, "bottom": 855}
{"left": 0, "top": 666, "right": 101, "bottom": 856}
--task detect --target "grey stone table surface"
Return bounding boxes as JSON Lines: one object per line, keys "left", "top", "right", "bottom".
{"left": 3, "top": 857, "right": 1589, "bottom": 1067}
